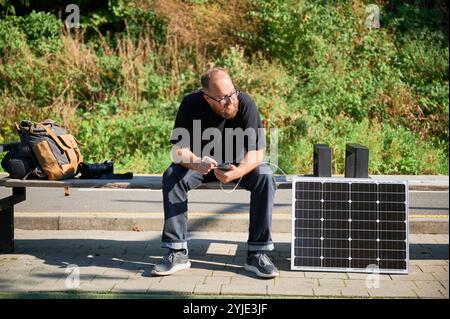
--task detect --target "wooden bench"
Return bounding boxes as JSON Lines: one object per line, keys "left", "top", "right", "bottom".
{"left": 0, "top": 175, "right": 292, "bottom": 253}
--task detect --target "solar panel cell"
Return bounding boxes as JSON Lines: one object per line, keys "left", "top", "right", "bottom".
{"left": 323, "top": 258, "right": 349, "bottom": 268}
{"left": 294, "top": 257, "right": 320, "bottom": 267}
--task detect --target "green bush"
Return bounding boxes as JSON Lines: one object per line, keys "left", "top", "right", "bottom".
{"left": 278, "top": 117, "right": 447, "bottom": 175}
{"left": 77, "top": 112, "right": 172, "bottom": 173}
{"left": 0, "top": 11, "right": 63, "bottom": 57}
{"left": 0, "top": 15, "right": 28, "bottom": 57}
{"left": 397, "top": 30, "right": 449, "bottom": 120}
{"left": 21, "top": 10, "right": 63, "bottom": 55}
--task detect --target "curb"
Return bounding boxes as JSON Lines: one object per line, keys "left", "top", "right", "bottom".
{"left": 14, "top": 213, "right": 449, "bottom": 234}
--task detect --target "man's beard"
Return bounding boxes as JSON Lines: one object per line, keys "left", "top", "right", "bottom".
{"left": 220, "top": 101, "right": 239, "bottom": 119}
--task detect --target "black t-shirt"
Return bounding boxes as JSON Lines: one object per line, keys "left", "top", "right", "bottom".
{"left": 170, "top": 90, "right": 266, "bottom": 164}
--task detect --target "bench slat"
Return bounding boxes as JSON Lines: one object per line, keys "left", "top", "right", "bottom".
{"left": 1, "top": 175, "right": 447, "bottom": 191}
{"left": 0, "top": 175, "right": 293, "bottom": 190}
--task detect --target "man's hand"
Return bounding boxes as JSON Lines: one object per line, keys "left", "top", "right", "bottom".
{"left": 193, "top": 156, "right": 218, "bottom": 175}
{"left": 214, "top": 164, "right": 241, "bottom": 183}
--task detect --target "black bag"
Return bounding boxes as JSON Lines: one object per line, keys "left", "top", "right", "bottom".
{"left": 1, "top": 142, "right": 37, "bottom": 179}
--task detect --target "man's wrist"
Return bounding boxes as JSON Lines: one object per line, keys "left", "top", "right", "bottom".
{"left": 235, "top": 164, "right": 249, "bottom": 178}
{"left": 179, "top": 157, "right": 201, "bottom": 171}
{"left": 191, "top": 162, "right": 201, "bottom": 171}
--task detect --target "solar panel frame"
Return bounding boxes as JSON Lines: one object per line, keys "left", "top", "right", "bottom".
{"left": 291, "top": 177, "right": 409, "bottom": 274}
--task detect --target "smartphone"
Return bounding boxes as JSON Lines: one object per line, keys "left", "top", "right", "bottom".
{"left": 217, "top": 163, "right": 232, "bottom": 171}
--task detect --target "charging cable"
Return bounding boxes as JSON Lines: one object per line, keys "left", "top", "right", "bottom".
{"left": 219, "top": 161, "right": 289, "bottom": 194}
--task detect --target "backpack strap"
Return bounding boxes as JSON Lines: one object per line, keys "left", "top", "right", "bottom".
{"left": 36, "top": 123, "right": 71, "bottom": 152}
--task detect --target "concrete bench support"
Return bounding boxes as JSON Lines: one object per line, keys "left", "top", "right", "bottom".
{"left": 0, "top": 187, "right": 25, "bottom": 252}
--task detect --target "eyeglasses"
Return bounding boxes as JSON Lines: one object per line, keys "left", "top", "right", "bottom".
{"left": 203, "top": 89, "right": 239, "bottom": 106}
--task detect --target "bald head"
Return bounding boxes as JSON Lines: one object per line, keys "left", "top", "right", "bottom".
{"left": 201, "top": 67, "right": 232, "bottom": 90}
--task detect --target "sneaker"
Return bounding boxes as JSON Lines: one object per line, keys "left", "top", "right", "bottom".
{"left": 244, "top": 251, "right": 279, "bottom": 278}
{"left": 151, "top": 249, "right": 191, "bottom": 276}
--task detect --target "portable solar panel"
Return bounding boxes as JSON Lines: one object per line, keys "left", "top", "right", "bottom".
{"left": 291, "top": 177, "right": 409, "bottom": 274}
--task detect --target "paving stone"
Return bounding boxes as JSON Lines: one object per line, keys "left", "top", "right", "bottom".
{"left": 368, "top": 287, "right": 417, "bottom": 298}
{"left": 193, "top": 283, "right": 222, "bottom": 295}
{"left": 340, "top": 287, "right": 370, "bottom": 297}
{"left": 92, "top": 273, "right": 130, "bottom": 282}
{"left": 78, "top": 275, "right": 128, "bottom": 292}
{"left": 432, "top": 234, "right": 449, "bottom": 244}
{"left": 158, "top": 275, "right": 206, "bottom": 285}
{"left": 274, "top": 277, "right": 318, "bottom": 288}
{"left": 390, "top": 272, "right": 435, "bottom": 281}
{"left": 111, "top": 279, "right": 153, "bottom": 293}
{"left": 413, "top": 281, "right": 447, "bottom": 298}
{"left": 367, "top": 281, "right": 418, "bottom": 298}
{"left": 409, "top": 264, "right": 423, "bottom": 271}
{"left": 0, "top": 282, "right": 40, "bottom": 292}
{"left": 346, "top": 273, "right": 392, "bottom": 281}
{"left": 2, "top": 266, "right": 35, "bottom": 276}
{"left": 206, "top": 243, "right": 238, "bottom": 255}
{"left": 278, "top": 270, "right": 306, "bottom": 278}
{"left": 204, "top": 276, "right": 232, "bottom": 285}
{"left": 221, "top": 284, "right": 267, "bottom": 296}
{"left": 418, "top": 265, "right": 448, "bottom": 273}
{"left": 31, "top": 280, "right": 75, "bottom": 292}
{"left": 410, "top": 234, "right": 440, "bottom": 244}
{"left": 344, "top": 280, "right": 370, "bottom": 289}
{"left": 68, "top": 266, "right": 107, "bottom": 276}
{"left": 0, "top": 272, "right": 22, "bottom": 284}
{"left": 27, "top": 270, "right": 67, "bottom": 283}
{"left": 0, "top": 276, "right": 42, "bottom": 292}
{"left": 439, "top": 280, "right": 449, "bottom": 290}
{"left": 230, "top": 275, "right": 276, "bottom": 286}
{"left": 344, "top": 279, "right": 417, "bottom": 290}
{"left": 411, "top": 260, "right": 448, "bottom": 266}
{"left": 431, "top": 272, "right": 449, "bottom": 281}
{"left": 101, "top": 269, "right": 141, "bottom": 278}
{"left": 267, "top": 285, "right": 314, "bottom": 297}
{"left": 318, "top": 279, "right": 346, "bottom": 288}
{"left": 439, "top": 281, "right": 449, "bottom": 298}
{"left": 304, "top": 272, "right": 348, "bottom": 279}
{"left": 169, "top": 268, "right": 214, "bottom": 277}
{"left": 148, "top": 281, "right": 196, "bottom": 295}
{"left": 212, "top": 269, "right": 239, "bottom": 277}
{"left": 313, "top": 287, "right": 342, "bottom": 297}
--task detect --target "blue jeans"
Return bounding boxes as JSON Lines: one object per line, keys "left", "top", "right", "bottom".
{"left": 161, "top": 162, "right": 276, "bottom": 251}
